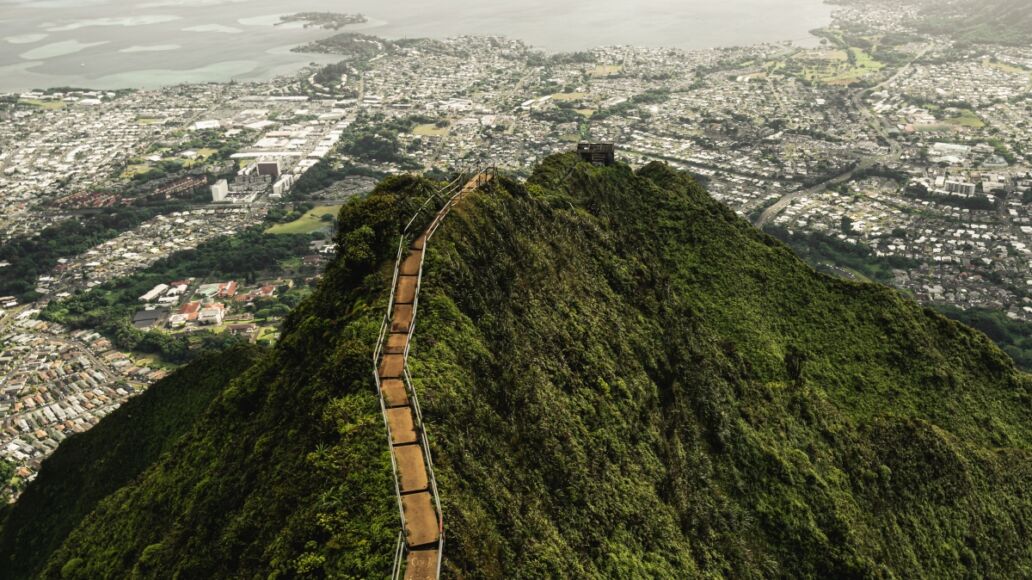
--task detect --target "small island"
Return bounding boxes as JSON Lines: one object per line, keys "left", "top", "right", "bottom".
{"left": 278, "top": 12, "right": 367, "bottom": 31}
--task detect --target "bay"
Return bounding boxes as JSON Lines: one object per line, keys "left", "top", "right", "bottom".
{"left": 0, "top": 0, "right": 833, "bottom": 91}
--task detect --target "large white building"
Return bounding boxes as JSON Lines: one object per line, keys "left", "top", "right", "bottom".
{"left": 139, "top": 284, "right": 169, "bottom": 303}
{"left": 210, "top": 179, "right": 229, "bottom": 202}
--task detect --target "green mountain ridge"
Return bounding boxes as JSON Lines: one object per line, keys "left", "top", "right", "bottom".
{"left": 917, "top": 0, "right": 1032, "bottom": 46}
{"left": 1, "top": 155, "right": 1030, "bottom": 578}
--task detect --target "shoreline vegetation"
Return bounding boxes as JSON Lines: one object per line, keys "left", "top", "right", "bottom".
{"left": 277, "top": 12, "right": 367, "bottom": 31}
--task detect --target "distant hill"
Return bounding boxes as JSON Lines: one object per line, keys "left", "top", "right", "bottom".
{"left": 2, "top": 156, "right": 1031, "bottom": 578}
{"left": 917, "top": 0, "right": 1032, "bottom": 45}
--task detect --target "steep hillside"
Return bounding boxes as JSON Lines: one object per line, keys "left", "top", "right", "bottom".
{"left": 410, "top": 157, "right": 1032, "bottom": 577}
{"left": 6, "top": 155, "right": 1032, "bottom": 578}
{"left": 918, "top": 0, "right": 1032, "bottom": 45}
{"left": 20, "top": 175, "right": 450, "bottom": 580}
{"left": 0, "top": 346, "right": 260, "bottom": 578}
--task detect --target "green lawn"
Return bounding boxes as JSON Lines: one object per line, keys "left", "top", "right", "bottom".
{"left": 19, "top": 98, "right": 65, "bottom": 110}
{"left": 795, "top": 47, "right": 884, "bottom": 85}
{"left": 944, "top": 109, "right": 986, "bottom": 128}
{"left": 917, "top": 109, "right": 985, "bottom": 132}
{"left": 983, "top": 58, "right": 1030, "bottom": 76}
{"left": 550, "top": 92, "right": 589, "bottom": 102}
{"left": 121, "top": 164, "right": 153, "bottom": 179}
{"left": 590, "top": 64, "right": 623, "bottom": 78}
{"left": 265, "top": 205, "right": 342, "bottom": 235}
{"left": 413, "top": 124, "right": 449, "bottom": 137}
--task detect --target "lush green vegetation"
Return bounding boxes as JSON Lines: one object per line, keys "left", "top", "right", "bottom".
{"left": 0, "top": 346, "right": 260, "bottom": 579}
{"left": 0, "top": 460, "right": 17, "bottom": 504}
{"left": 41, "top": 228, "right": 313, "bottom": 362}
{"left": 403, "top": 157, "right": 1031, "bottom": 576}
{"left": 265, "top": 204, "right": 342, "bottom": 235}
{"left": 937, "top": 306, "right": 1032, "bottom": 371}
{"left": 11, "top": 175, "right": 445, "bottom": 578}
{"left": 7, "top": 158, "right": 1032, "bottom": 578}
{"left": 0, "top": 204, "right": 189, "bottom": 301}
{"left": 913, "top": 0, "right": 1032, "bottom": 46}
{"left": 763, "top": 225, "right": 1030, "bottom": 372}
{"left": 289, "top": 158, "right": 384, "bottom": 198}
{"left": 764, "top": 224, "right": 920, "bottom": 284}
{"left": 341, "top": 133, "right": 417, "bottom": 167}
{"left": 592, "top": 88, "right": 671, "bottom": 120}
{"left": 128, "top": 159, "right": 187, "bottom": 184}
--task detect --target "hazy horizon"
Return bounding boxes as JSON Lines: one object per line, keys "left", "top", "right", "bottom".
{"left": 0, "top": 0, "right": 834, "bottom": 91}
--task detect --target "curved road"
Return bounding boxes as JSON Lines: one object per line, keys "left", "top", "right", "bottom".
{"left": 753, "top": 46, "right": 930, "bottom": 229}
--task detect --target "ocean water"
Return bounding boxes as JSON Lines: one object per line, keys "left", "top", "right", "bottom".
{"left": 0, "top": 0, "right": 833, "bottom": 91}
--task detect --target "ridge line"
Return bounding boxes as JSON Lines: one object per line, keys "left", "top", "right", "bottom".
{"left": 371, "top": 167, "right": 495, "bottom": 580}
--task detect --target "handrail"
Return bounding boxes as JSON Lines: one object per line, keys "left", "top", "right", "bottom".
{"left": 404, "top": 173, "right": 466, "bottom": 234}
{"left": 373, "top": 165, "right": 497, "bottom": 573}
{"left": 391, "top": 531, "right": 405, "bottom": 580}
{"left": 372, "top": 237, "right": 407, "bottom": 366}
{"left": 373, "top": 171, "right": 468, "bottom": 368}
{"left": 373, "top": 165, "right": 497, "bottom": 578}
{"left": 373, "top": 369, "right": 408, "bottom": 544}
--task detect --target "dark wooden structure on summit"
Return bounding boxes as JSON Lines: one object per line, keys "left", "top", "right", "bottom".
{"left": 577, "top": 142, "right": 616, "bottom": 166}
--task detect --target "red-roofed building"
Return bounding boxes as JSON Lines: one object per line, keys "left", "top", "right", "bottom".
{"left": 218, "top": 281, "right": 239, "bottom": 298}
{"left": 178, "top": 301, "right": 202, "bottom": 321}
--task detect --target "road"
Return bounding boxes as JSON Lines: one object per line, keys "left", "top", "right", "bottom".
{"left": 751, "top": 46, "right": 933, "bottom": 229}
{"left": 752, "top": 158, "right": 873, "bottom": 228}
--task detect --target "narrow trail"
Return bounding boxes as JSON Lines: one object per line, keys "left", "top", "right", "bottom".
{"left": 373, "top": 171, "right": 494, "bottom": 580}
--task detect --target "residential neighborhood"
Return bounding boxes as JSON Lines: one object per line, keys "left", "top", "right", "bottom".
{"left": 2, "top": 0, "right": 1031, "bottom": 496}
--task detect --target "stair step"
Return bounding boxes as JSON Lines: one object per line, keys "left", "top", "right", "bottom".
{"left": 378, "top": 354, "right": 405, "bottom": 379}
{"left": 380, "top": 379, "right": 408, "bottom": 407}
{"left": 395, "top": 276, "right": 418, "bottom": 305}
{"left": 391, "top": 304, "right": 414, "bottom": 334}
{"left": 404, "top": 548, "right": 439, "bottom": 580}
{"left": 394, "top": 443, "right": 429, "bottom": 493}
{"left": 384, "top": 333, "right": 408, "bottom": 355}
{"left": 386, "top": 407, "right": 418, "bottom": 445}
{"left": 400, "top": 251, "right": 422, "bottom": 276}
{"left": 402, "top": 491, "right": 439, "bottom": 548}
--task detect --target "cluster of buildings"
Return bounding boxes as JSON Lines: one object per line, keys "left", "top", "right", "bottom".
{"left": 200, "top": 102, "right": 356, "bottom": 202}
{"left": 0, "top": 86, "right": 229, "bottom": 241}
{"left": 0, "top": 309, "right": 166, "bottom": 493}
{"left": 133, "top": 276, "right": 290, "bottom": 344}
{"left": 2, "top": 0, "right": 1031, "bottom": 497}
{"left": 294, "top": 12, "right": 1029, "bottom": 321}
{"left": 35, "top": 207, "right": 265, "bottom": 298}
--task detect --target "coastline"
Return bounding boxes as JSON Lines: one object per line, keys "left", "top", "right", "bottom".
{"left": 0, "top": 1, "right": 834, "bottom": 92}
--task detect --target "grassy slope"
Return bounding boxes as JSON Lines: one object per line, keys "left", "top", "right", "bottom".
{"left": 411, "top": 155, "right": 1032, "bottom": 577}
{"left": 265, "top": 205, "right": 342, "bottom": 235}
{"left": 9, "top": 157, "right": 1032, "bottom": 578}
{"left": 0, "top": 346, "right": 261, "bottom": 579}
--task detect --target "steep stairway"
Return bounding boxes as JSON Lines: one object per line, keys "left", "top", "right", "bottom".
{"left": 373, "top": 171, "right": 494, "bottom": 579}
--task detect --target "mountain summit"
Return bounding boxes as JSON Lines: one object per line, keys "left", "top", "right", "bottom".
{"left": 2, "top": 154, "right": 1030, "bottom": 578}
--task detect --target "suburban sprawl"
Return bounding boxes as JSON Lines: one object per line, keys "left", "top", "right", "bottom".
{"left": 1, "top": 2, "right": 1031, "bottom": 496}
